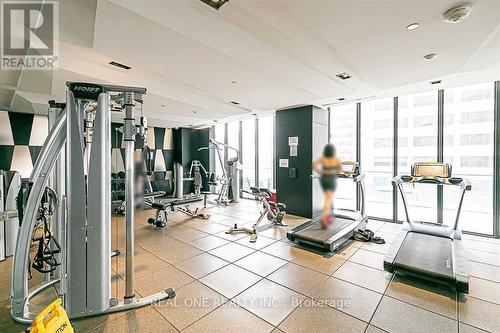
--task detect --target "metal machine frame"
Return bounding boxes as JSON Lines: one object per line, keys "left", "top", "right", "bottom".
{"left": 11, "top": 82, "right": 175, "bottom": 323}
{"left": 287, "top": 161, "right": 368, "bottom": 251}
{"left": 198, "top": 138, "right": 240, "bottom": 205}
{"left": 226, "top": 187, "right": 287, "bottom": 242}
{"left": 383, "top": 162, "right": 471, "bottom": 292}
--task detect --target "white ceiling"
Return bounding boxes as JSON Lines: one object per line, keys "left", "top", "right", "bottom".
{"left": 1, "top": 0, "right": 500, "bottom": 127}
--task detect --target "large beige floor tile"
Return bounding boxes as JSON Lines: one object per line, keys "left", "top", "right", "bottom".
{"left": 89, "top": 306, "right": 176, "bottom": 333}
{"left": 333, "top": 261, "right": 391, "bottom": 293}
{"left": 261, "top": 241, "right": 308, "bottom": 261}
{"left": 291, "top": 250, "right": 345, "bottom": 275}
{"left": 235, "top": 234, "right": 277, "bottom": 250}
{"left": 386, "top": 273, "right": 457, "bottom": 319}
{"left": 135, "top": 264, "right": 194, "bottom": 297}
{"left": 154, "top": 280, "right": 226, "bottom": 331}
{"left": 459, "top": 296, "right": 500, "bottom": 333}
{"left": 365, "top": 325, "right": 388, "bottom": 333}
{"left": 372, "top": 296, "right": 457, "bottom": 333}
{"left": 199, "top": 264, "right": 261, "bottom": 298}
{"left": 208, "top": 242, "right": 255, "bottom": 262}
{"left": 0, "top": 300, "right": 28, "bottom": 332}
{"left": 162, "top": 225, "right": 209, "bottom": 243}
{"left": 267, "top": 262, "right": 328, "bottom": 296}
{"left": 258, "top": 226, "right": 288, "bottom": 240}
{"left": 349, "top": 248, "right": 385, "bottom": 271}
{"left": 235, "top": 251, "right": 287, "bottom": 277}
{"left": 468, "top": 261, "right": 500, "bottom": 284}
{"left": 468, "top": 248, "right": 500, "bottom": 267}
{"left": 182, "top": 301, "right": 274, "bottom": 333}
{"left": 234, "top": 279, "right": 304, "bottom": 326}
{"left": 377, "top": 223, "right": 402, "bottom": 235}
{"left": 139, "top": 239, "right": 203, "bottom": 265}
{"left": 111, "top": 245, "right": 169, "bottom": 279}
{"left": 192, "top": 234, "right": 229, "bottom": 251}
{"left": 278, "top": 301, "right": 367, "bottom": 333}
{"left": 312, "top": 277, "right": 382, "bottom": 322}
{"left": 458, "top": 322, "right": 489, "bottom": 333}
{"left": 191, "top": 222, "right": 228, "bottom": 234}
{"left": 360, "top": 241, "right": 393, "bottom": 255}
{"left": 468, "top": 276, "right": 500, "bottom": 305}
{"left": 176, "top": 252, "right": 228, "bottom": 279}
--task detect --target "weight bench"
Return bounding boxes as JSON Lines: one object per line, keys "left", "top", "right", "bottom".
{"left": 147, "top": 196, "right": 210, "bottom": 228}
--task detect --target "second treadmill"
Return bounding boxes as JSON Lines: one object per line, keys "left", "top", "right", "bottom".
{"left": 287, "top": 161, "right": 367, "bottom": 252}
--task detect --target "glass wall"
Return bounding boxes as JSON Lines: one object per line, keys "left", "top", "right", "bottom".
{"left": 397, "top": 91, "right": 438, "bottom": 223}
{"left": 361, "top": 98, "right": 393, "bottom": 219}
{"left": 330, "top": 103, "right": 357, "bottom": 210}
{"left": 258, "top": 116, "right": 274, "bottom": 189}
{"left": 227, "top": 121, "right": 240, "bottom": 161}
{"left": 241, "top": 119, "right": 256, "bottom": 192}
{"left": 214, "top": 124, "right": 225, "bottom": 178}
{"left": 206, "top": 81, "right": 498, "bottom": 236}
{"left": 443, "top": 83, "right": 495, "bottom": 234}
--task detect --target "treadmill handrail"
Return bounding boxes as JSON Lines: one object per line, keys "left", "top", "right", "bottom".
{"left": 393, "top": 175, "right": 470, "bottom": 232}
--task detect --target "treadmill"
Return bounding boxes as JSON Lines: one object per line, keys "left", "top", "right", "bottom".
{"left": 384, "top": 162, "right": 471, "bottom": 293}
{"left": 287, "top": 161, "right": 367, "bottom": 251}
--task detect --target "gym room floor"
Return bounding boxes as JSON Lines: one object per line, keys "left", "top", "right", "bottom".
{"left": 1, "top": 196, "right": 500, "bottom": 333}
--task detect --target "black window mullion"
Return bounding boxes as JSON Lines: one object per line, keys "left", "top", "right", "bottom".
{"left": 437, "top": 90, "right": 444, "bottom": 224}
{"left": 393, "top": 96, "right": 399, "bottom": 223}
{"left": 255, "top": 118, "right": 259, "bottom": 189}
{"left": 494, "top": 81, "right": 500, "bottom": 238}
{"left": 356, "top": 102, "right": 361, "bottom": 212}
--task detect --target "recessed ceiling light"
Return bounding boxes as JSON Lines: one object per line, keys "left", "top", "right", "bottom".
{"left": 231, "top": 81, "right": 237, "bottom": 84}
{"left": 193, "top": 110, "right": 199, "bottom": 114}
{"left": 406, "top": 23, "right": 419, "bottom": 30}
{"left": 430, "top": 80, "right": 442, "bottom": 85}
{"left": 336, "top": 72, "right": 352, "bottom": 80}
{"left": 199, "top": 0, "right": 228, "bottom": 10}
{"left": 109, "top": 61, "right": 131, "bottom": 70}
{"left": 423, "top": 53, "right": 437, "bottom": 60}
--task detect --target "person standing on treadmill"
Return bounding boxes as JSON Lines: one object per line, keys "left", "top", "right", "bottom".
{"left": 312, "top": 143, "right": 342, "bottom": 228}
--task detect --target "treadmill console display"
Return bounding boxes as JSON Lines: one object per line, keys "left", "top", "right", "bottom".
{"left": 340, "top": 161, "right": 359, "bottom": 176}
{"left": 412, "top": 162, "right": 451, "bottom": 178}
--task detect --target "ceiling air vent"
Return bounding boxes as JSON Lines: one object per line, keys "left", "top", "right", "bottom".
{"left": 443, "top": 4, "right": 473, "bottom": 24}
{"left": 336, "top": 72, "right": 352, "bottom": 80}
{"left": 109, "top": 61, "right": 131, "bottom": 70}
{"left": 200, "top": 0, "right": 228, "bottom": 10}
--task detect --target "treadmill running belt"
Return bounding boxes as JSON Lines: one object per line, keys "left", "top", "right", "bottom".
{"left": 294, "top": 217, "right": 354, "bottom": 243}
{"left": 395, "top": 232, "right": 454, "bottom": 280}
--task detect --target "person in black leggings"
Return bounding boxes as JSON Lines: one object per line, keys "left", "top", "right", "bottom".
{"left": 312, "top": 143, "right": 341, "bottom": 228}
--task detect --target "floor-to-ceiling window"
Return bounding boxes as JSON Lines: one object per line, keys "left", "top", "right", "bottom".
{"left": 330, "top": 103, "right": 357, "bottom": 210}
{"left": 227, "top": 121, "right": 240, "bottom": 161}
{"left": 258, "top": 116, "right": 274, "bottom": 189}
{"left": 397, "top": 91, "right": 438, "bottom": 222}
{"left": 214, "top": 124, "right": 226, "bottom": 179}
{"left": 361, "top": 98, "right": 393, "bottom": 219}
{"left": 443, "top": 83, "right": 495, "bottom": 235}
{"left": 241, "top": 119, "right": 256, "bottom": 193}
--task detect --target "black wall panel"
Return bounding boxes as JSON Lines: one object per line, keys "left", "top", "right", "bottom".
{"left": 8, "top": 113, "right": 34, "bottom": 145}
{"left": 276, "top": 105, "right": 328, "bottom": 218}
